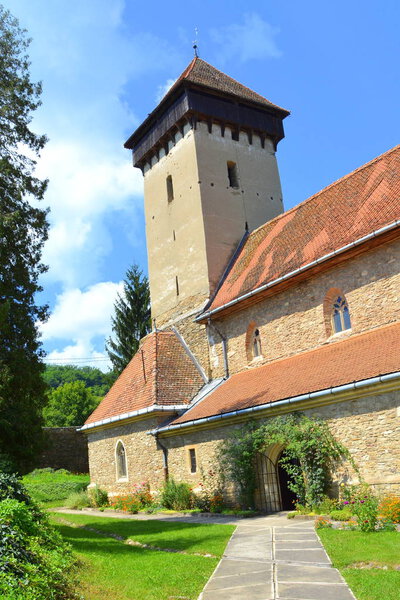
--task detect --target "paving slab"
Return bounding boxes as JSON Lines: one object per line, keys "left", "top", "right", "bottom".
{"left": 198, "top": 514, "right": 355, "bottom": 600}
{"left": 278, "top": 582, "right": 355, "bottom": 600}
{"left": 277, "top": 563, "right": 344, "bottom": 584}
{"left": 201, "top": 582, "right": 274, "bottom": 600}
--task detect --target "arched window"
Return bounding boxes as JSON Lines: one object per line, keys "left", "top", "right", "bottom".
{"left": 246, "top": 322, "right": 263, "bottom": 362}
{"left": 116, "top": 441, "right": 127, "bottom": 480}
{"left": 323, "top": 288, "right": 352, "bottom": 337}
{"left": 332, "top": 295, "right": 352, "bottom": 333}
{"left": 253, "top": 328, "right": 262, "bottom": 358}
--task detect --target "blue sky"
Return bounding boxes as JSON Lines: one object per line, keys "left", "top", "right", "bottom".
{"left": 6, "top": 0, "right": 400, "bottom": 371}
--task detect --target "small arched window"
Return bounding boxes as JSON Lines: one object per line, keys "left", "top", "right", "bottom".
{"left": 253, "top": 329, "right": 262, "bottom": 358}
{"left": 246, "top": 322, "right": 263, "bottom": 362}
{"left": 332, "top": 295, "right": 352, "bottom": 333}
{"left": 116, "top": 441, "right": 127, "bottom": 480}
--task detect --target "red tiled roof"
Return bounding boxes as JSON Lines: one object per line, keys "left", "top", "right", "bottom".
{"left": 209, "top": 145, "right": 400, "bottom": 312}
{"left": 165, "top": 57, "right": 289, "bottom": 113}
{"left": 172, "top": 322, "right": 400, "bottom": 425}
{"left": 85, "top": 331, "right": 204, "bottom": 425}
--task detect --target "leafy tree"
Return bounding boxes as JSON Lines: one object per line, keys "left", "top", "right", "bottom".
{"left": 0, "top": 5, "right": 49, "bottom": 473}
{"left": 106, "top": 264, "right": 151, "bottom": 373}
{"left": 43, "top": 381, "right": 99, "bottom": 427}
{"left": 43, "top": 364, "right": 116, "bottom": 397}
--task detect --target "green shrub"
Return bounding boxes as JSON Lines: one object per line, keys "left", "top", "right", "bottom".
{"left": 0, "top": 472, "right": 32, "bottom": 504}
{"left": 313, "top": 496, "right": 339, "bottom": 514}
{"left": 160, "top": 478, "right": 193, "bottom": 511}
{"left": 329, "top": 509, "right": 353, "bottom": 521}
{"left": 0, "top": 474, "right": 78, "bottom": 599}
{"left": 88, "top": 485, "right": 108, "bottom": 507}
{"left": 65, "top": 491, "right": 91, "bottom": 509}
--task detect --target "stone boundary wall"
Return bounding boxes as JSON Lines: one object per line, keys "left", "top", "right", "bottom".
{"left": 38, "top": 427, "right": 89, "bottom": 473}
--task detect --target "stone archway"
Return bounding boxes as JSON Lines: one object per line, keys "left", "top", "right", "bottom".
{"left": 254, "top": 444, "right": 299, "bottom": 512}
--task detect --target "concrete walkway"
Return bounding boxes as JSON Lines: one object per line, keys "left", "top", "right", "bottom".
{"left": 52, "top": 508, "right": 355, "bottom": 599}
{"left": 199, "top": 513, "right": 355, "bottom": 600}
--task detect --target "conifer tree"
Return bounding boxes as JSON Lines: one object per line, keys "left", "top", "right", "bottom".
{"left": 106, "top": 265, "right": 151, "bottom": 374}
{"left": 0, "top": 5, "right": 49, "bottom": 473}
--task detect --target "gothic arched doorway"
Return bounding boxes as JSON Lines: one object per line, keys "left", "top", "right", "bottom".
{"left": 255, "top": 445, "right": 299, "bottom": 512}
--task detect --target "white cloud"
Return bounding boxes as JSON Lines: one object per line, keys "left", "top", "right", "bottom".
{"left": 7, "top": 0, "right": 181, "bottom": 289}
{"left": 40, "top": 281, "right": 123, "bottom": 342}
{"left": 156, "top": 78, "right": 176, "bottom": 103}
{"left": 210, "top": 13, "right": 282, "bottom": 65}
{"left": 45, "top": 342, "right": 111, "bottom": 372}
{"left": 40, "top": 281, "right": 124, "bottom": 371}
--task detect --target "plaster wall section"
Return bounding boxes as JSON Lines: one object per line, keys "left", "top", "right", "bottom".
{"left": 208, "top": 239, "right": 400, "bottom": 378}
{"left": 143, "top": 128, "right": 210, "bottom": 326}
{"left": 163, "top": 391, "right": 400, "bottom": 500}
{"left": 194, "top": 122, "right": 284, "bottom": 294}
{"left": 86, "top": 417, "right": 164, "bottom": 495}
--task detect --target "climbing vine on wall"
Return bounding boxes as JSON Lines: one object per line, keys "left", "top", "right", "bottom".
{"left": 217, "top": 414, "right": 354, "bottom": 508}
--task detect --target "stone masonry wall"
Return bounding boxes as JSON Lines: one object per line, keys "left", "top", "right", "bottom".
{"left": 163, "top": 390, "right": 400, "bottom": 501}
{"left": 209, "top": 239, "right": 400, "bottom": 378}
{"left": 38, "top": 428, "right": 88, "bottom": 473}
{"left": 86, "top": 417, "right": 166, "bottom": 495}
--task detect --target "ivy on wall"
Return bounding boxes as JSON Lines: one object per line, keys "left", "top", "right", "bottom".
{"left": 217, "top": 414, "right": 354, "bottom": 508}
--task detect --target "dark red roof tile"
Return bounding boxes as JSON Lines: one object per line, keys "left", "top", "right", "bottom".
{"left": 167, "top": 57, "right": 289, "bottom": 113}
{"left": 172, "top": 322, "right": 400, "bottom": 425}
{"left": 85, "top": 331, "right": 204, "bottom": 425}
{"left": 209, "top": 145, "right": 400, "bottom": 312}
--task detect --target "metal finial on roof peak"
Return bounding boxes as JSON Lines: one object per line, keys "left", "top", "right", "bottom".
{"left": 193, "top": 27, "right": 199, "bottom": 58}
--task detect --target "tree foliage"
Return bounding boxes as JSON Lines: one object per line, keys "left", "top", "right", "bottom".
{"left": 43, "top": 381, "right": 99, "bottom": 427}
{"left": 106, "top": 264, "right": 151, "bottom": 373}
{"left": 218, "top": 414, "right": 353, "bottom": 508}
{"left": 0, "top": 5, "right": 49, "bottom": 473}
{"left": 43, "top": 364, "right": 116, "bottom": 397}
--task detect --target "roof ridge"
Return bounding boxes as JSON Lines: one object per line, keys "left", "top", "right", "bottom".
{"left": 247, "top": 144, "right": 400, "bottom": 241}
{"left": 236, "top": 321, "right": 400, "bottom": 378}
{"left": 190, "top": 58, "right": 288, "bottom": 113}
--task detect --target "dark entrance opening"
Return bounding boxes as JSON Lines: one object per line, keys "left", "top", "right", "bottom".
{"left": 277, "top": 454, "right": 299, "bottom": 510}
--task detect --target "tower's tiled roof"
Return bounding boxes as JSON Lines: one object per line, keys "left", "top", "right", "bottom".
{"left": 207, "top": 145, "right": 400, "bottom": 314}
{"left": 171, "top": 322, "right": 400, "bottom": 426}
{"left": 168, "top": 57, "right": 289, "bottom": 113}
{"left": 85, "top": 331, "right": 204, "bottom": 426}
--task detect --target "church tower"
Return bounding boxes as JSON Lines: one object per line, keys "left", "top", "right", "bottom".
{"left": 125, "top": 58, "right": 289, "bottom": 329}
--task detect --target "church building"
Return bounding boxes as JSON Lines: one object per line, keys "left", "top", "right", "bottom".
{"left": 81, "top": 58, "right": 400, "bottom": 511}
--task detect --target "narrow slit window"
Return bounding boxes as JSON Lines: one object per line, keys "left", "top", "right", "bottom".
{"left": 253, "top": 328, "right": 262, "bottom": 358}
{"left": 227, "top": 161, "right": 239, "bottom": 188}
{"left": 116, "top": 441, "right": 127, "bottom": 480}
{"left": 166, "top": 175, "right": 174, "bottom": 202}
{"left": 175, "top": 275, "right": 179, "bottom": 296}
{"left": 189, "top": 448, "right": 197, "bottom": 473}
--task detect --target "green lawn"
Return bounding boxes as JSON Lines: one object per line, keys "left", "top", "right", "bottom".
{"left": 51, "top": 513, "right": 234, "bottom": 600}
{"left": 22, "top": 468, "right": 90, "bottom": 507}
{"left": 318, "top": 529, "right": 400, "bottom": 600}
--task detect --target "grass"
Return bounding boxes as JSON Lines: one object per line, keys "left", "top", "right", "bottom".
{"left": 22, "top": 468, "right": 90, "bottom": 507}
{"left": 51, "top": 514, "right": 234, "bottom": 600}
{"left": 318, "top": 529, "right": 400, "bottom": 600}
{"left": 51, "top": 512, "right": 235, "bottom": 556}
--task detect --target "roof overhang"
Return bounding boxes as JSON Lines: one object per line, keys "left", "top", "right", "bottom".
{"left": 79, "top": 404, "right": 189, "bottom": 433}
{"left": 148, "top": 371, "right": 400, "bottom": 438}
{"left": 197, "top": 219, "right": 400, "bottom": 323}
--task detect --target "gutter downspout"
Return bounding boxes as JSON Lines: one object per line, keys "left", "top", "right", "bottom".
{"left": 154, "top": 433, "right": 169, "bottom": 481}
{"left": 208, "top": 319, "right": 229, "bottom": 378}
